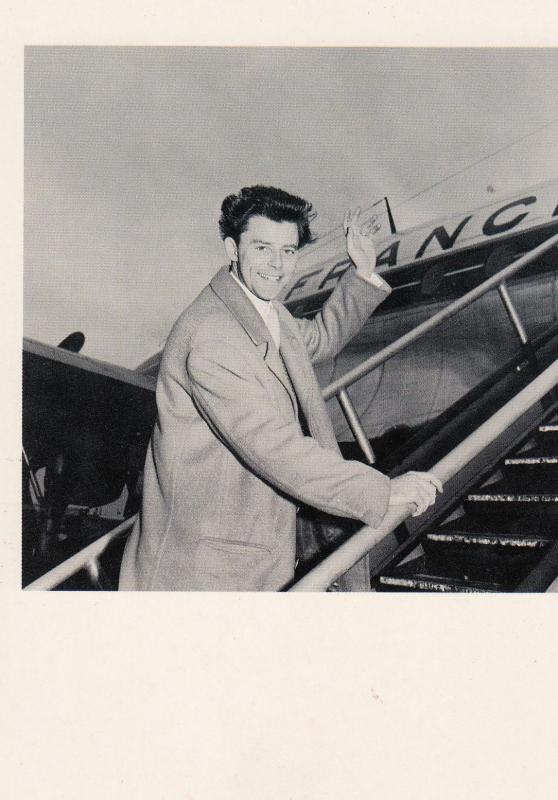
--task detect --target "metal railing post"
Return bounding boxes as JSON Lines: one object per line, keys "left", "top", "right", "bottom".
{"left": 22, "top": 446, "right": 44, "bottom": 505}
{"left": 337, "top": 389, "right": 376, "bottom": 464}
{"left": 498, "top": 282, "right": 529, "bottom": 345}
{"left": 86, "top": 558, "right": 100, "bottom": 584}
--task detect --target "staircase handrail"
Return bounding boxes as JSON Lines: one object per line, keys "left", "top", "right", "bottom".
{"left": 24, "top": 515, "right": 136, "bottom": 591}
{"left": 290, "top": 358, "right": 558, "bottom": 591}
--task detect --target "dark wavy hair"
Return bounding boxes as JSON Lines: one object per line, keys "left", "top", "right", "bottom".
{"left": 219, "top": 185, "right": 316, "bottom": 247}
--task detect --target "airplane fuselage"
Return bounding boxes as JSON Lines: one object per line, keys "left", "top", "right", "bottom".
{"left": 276, "top": 183, "right": 558, "bottom": 440}
{"left": 282, "top": 182, "right": 558, "bottom": 317}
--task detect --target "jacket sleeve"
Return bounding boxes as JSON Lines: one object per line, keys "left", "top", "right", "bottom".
{"left": 294, "top": 265, "right": 391, "bottom": 364}
{"left": 187, "top": 340, "right": 391, "bottom": 528}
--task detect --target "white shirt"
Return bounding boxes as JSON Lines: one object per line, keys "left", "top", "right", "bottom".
{"left": 230, "top": 270, "right": 281, "bottom": 348}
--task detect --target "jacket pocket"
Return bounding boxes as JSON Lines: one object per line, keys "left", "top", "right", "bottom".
{"left": 192, "top": 537, "right": 273, "bottom": 591}
{"left": 197, "top": 536, "right": 271, "bottom": 553}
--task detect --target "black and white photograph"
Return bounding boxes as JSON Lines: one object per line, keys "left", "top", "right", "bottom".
{"left": 23, "top": 46, "right": 558, "bottom": 593}
{"left": 4, "top": 9, "right": 558, "bottom": 797}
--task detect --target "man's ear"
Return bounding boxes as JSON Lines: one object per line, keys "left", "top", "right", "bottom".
{"left": 224, "top": 237, "right": 238, "bottom": 263}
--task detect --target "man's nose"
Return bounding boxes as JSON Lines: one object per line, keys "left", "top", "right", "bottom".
{"left": 269, "top": 250, "right": 281, "bottom": 270}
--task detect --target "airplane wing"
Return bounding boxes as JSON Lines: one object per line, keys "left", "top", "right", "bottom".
{"left": 23, "top": 337, "right": 157, "bottom": 500}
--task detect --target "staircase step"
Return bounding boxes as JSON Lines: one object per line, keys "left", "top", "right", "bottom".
{"left": 423, "top": 530, "right": 552, "bottom": 584}
{"left": 426, "top": 531, "right": 553, "bottom": 548}
{"left": 466, "top": 492, "right": 558, "bottom": 503}
{"left": 505, "top": 456, "right": 558, "bottom": 465}
{"left": 537, "top": 424, "right": 558, "bottom": 447}
{"left": 503, "top": 452, "right": 558, "bottom": 490}
{"left": 376, "top": 556, "right": 505, "bottom": 593}
{"left": 464, "top": 485, "right": 558, "bottom": 522}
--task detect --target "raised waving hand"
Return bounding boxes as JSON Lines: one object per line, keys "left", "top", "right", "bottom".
{"left": 343, "top": 206, "right": 381, "bottom": 279}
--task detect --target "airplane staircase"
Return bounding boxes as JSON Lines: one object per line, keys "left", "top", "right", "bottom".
{"left": 374, "top": 418, "right": 558, "bottom": 593}
{"left": 289, "top": 358, "right": 558, "bottom": 592}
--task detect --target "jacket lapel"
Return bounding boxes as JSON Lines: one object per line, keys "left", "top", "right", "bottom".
{"left": 211, "top": 266, "right": 270, "bottom": 346}
{"left": 209, "top": 267, "right": 339, "bottom": 453}
{"left": 263, "top": 345, "right": 298, "bottom": 412}
{"left": 210, "top": 267, "right": 297, "bottom": 410}
{"left": 277, "top": 304, "right": 340, "bottom": 454}
{"left": 277, "top": 322, "right": 311, "bottom": 415}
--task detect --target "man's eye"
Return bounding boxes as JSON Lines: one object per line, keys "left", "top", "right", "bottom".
{"left": 284, "top": 249, "right": 296, "bottom": 256}
{"left": 255, "top": 245, "right": 268, "bottom": 252}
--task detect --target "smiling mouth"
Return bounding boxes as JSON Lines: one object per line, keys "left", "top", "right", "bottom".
{"left": 257, "top": 272, "right": 282, "bottom": 282}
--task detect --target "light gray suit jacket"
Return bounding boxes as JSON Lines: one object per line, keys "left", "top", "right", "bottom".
{"left": 119, "top": 264, "right": 391, "bottom": 590}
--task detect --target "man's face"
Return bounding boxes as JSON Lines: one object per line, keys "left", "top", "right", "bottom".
{"left": 227, "top": 215, "right": 299, "bottom": 301}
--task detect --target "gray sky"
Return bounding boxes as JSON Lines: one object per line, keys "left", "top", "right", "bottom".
{"left": 24, "top": 47, "right": 558, "bottom": 367}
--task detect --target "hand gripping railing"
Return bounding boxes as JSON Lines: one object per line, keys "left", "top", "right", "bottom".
{"left": 290, "top": 358, "right": 558, "bottom": 591}
{"left": 325, "top": 231, "right": 558, "bottom": 465}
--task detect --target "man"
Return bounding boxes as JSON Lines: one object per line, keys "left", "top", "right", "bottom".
{"left": 119, "top": 185, "right": 441, "bottom": 591}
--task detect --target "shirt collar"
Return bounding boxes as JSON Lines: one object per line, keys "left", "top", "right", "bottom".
{"left": 230, "top": 269, "right": 273, "bottom": 319}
